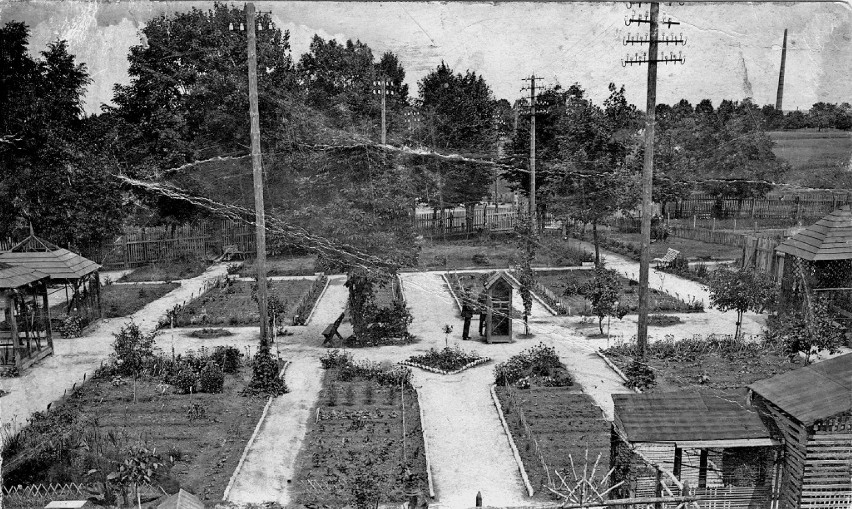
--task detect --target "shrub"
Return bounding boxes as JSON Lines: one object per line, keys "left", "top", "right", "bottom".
{"left": 624, "top": 359, "right": 656, "bottom": 390}
{"left": 495, "top": 343, "right": 570, "bottom": 387}
{"left": 199, "top": 362, "right": 225, "bottom": 393}
{"left": 320, "top": 349, "right": 354, "bottom": 369}
{"left": 764, "top": 297, "right": 845, "bottom": 363}
{"left": 406, "top": 346, "right": 484, "bottom": 372}
{"left": 648, "top": 314, "right": 681, "bottom": 327}
{"left": 58, "top": 315, "right": 87, "bottom": 338}
{"left": 186, "top": 402, "right": 206, "bottom": 421}
{"left": 211, "top": 345, "right": 242, "bottom": 373}
{"left": 472, "top": 253, "right": 491, "bottom": 265}
{"left": 171, "top": 367, "right": 198, "bottom": 394}
{"left": 111, "top": 322, "right": 158, "bottom": 376}
{"left": 243, "top": 346, "right": 288, "bottom": 396}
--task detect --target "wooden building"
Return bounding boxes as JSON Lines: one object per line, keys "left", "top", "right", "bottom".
{"left": 748, "top": 353, "right": 852, "bottom": 509}
{"left": 483, "top": 270, "right": 519, "bottom": 343}
{"left": 0, "top": 233, "right": 102, "bottom": 321}
{"left": 0, "top": 262, "right": 53, "bottom": 373}
{"left": 611, "top": 391, "right": 780, "bottom": 508}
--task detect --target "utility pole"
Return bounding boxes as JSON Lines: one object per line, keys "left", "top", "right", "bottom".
{"left": 521, "top": 75, "right": 541, "bottom": 231}
{"left": 373, "top": 76, "right": 394, "bottom": 145}
{"left": 246, "top": 3, "right": 268, "bottom": 346}
{"left": 623, "top": 3, "right": 685, "bottom": 359}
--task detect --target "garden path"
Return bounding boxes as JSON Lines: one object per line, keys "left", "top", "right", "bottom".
{"left": 0, "top": 263, "right": 229, "bottom": 435}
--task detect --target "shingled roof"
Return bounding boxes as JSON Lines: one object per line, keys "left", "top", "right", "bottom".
{"left": 0, "top": 234, "right": 99, "bottom": 282}
{"left": 0, "top": 262, "right": 49, "bottom": 290}
{"left": 749, "top": 353, "right": 852, "bottom": 426}
{"left": 776, "top": 206, "right": 852, "bottom": 261}
{"left": 612, "top": 391, "right": 772, "bottom": 443}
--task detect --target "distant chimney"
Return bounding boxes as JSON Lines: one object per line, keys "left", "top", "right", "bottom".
{"left": 775, "top": 29, "right": 788, "bottom": 111}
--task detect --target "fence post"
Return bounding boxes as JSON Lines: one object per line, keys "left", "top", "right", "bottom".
{"left": 123, "top": 235, "right": 129, "bottom": 269}
{"left": 693, "top": 215, "right": 696, "bottom": 229}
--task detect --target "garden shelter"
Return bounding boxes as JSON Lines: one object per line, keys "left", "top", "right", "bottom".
{"left": 0, "top": 262, "right": 53, "bottom": 373}
{"left": 748, "top": 353, "right": 852, "bottom": 509}
{"left": 483, "top": 270, "right": 520, "bottom": 343}
{"left": 774, "top": 206, "right": 852, "bottom": 326}
{"left": 610, "top": 391, "right": 780, "bottom": 508}
{"left": 0, "top": 232, "right": 102, "bottom": 321}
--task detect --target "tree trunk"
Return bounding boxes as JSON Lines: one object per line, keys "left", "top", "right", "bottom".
{"left": 592, "top": 221, "right": 601, "bottom": 267}
{"left": 735, "top": 309, "right": 743, "bottom": 340}
{"left": 599, "top": 316, "right": 604, "bottom": 335}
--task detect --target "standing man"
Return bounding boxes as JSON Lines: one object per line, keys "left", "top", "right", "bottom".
{"left": 477, "top": 291, "right": 488, "bottom": 337}
{"left": 461, "top": 296, "right": 474, "bottom": 340}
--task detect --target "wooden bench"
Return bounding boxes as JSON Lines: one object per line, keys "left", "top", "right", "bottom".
{"left": 322, "top": 312, "right": 346, "bottom": 345}
{"left": 220, "top": 244, "right": 246, "bottom": 262}
{"left": 653, "top": 248, "right": 680, "bottom": 268}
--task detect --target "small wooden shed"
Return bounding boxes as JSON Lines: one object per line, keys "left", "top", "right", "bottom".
{"left": 0, "top": 262, "right": 53, "bottom": 373}
{"left": 748, "top": 353, "right": 852, "bottom": 509}
{"left": 610, "top": 391, "right": 780, "bottom": 507}
{"left": 483, "top": 270, "right": 519, "bottom": 343}
{"left": 0, "top": 233, "right": 102, "bottom": 321}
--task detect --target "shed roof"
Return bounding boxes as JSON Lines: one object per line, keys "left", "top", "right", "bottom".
{"left": 775, "top": 206, "right": 852, "bottom": 261}
{"left": 0, "top": 262, "right": 49, "bottom": 290}
{"left": 612, "top": 391, "right": 772, "bottom": 443}
{"left": 484, "top": 270, "right": 521, "bottom": 290}
{"left": 0, "top": 235, "right": 99, "bottom": 282}
{"left": 748, "top": 353, "right": 852, "bottom": 425}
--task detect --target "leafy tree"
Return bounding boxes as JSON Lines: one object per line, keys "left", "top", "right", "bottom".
{"left": 582, "top": 266, "right": 622, "bottom": 335}
{"left": 707, "top": 267, "right": 775, "bottom": 339}
{"left": 764, "top": 297, "right": 845, "bottom": 364}
{"left": 515, "top": 216, "right": 537, "bottom": 336}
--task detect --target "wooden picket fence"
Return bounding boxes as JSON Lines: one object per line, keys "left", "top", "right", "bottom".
{"left": 665, "top": 192, "right": 852, "bottom": 221}
{"left": 1, "top": 482, "right": 161, "bottom": 508}
{"left": 414, "top": 209, "right": 519, "bottom": 235}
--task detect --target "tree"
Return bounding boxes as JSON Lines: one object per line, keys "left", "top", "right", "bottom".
{"left": 515, "top": 216, "right": 537, "bottom": 336}
{"left": 764, "top": 297, "right": 845, "bottom": 364}
{"left": 582, "top": 266, "right": 622, "bottom": 335}
{"left": 707, "top": 267, "right": 775, "bottom": 339}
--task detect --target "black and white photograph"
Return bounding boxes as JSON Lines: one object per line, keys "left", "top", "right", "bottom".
{"left": 1, "top": 1, "right": 850, "bottom": 508}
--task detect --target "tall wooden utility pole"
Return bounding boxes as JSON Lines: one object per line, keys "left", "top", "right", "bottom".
{"left": 521, "top": 75, "right": 540, "bottom": 231}
{"left": 246, "top": 3, "right": 269, "bottom": 345}
{"left": 624, "top": 4, "right": 685, "bottom": 359}
{"left": 373, "top": 76, "right": 393, "bottom": 145}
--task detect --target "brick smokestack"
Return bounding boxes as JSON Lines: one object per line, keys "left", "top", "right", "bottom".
{"left": 775, "top": 29, "right": 788, "bottom": 111}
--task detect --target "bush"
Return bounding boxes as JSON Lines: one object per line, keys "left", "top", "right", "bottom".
{"left": 199, "top": 362, "right": 225, "bottom": 393}
{"left": 472, "top": 253, "right": 491, "bottom": 265}
{"left": 320, "top": 349, "right": 354, "bottom": 369}
{"left": 111, "top": 322, "right": 158, "bottom": 376}
{"left": 243, "top": 346, "right": 288, "bottom": 396}
{"left": 495, "top": 343, "right": 571, "bottom": 387}
{"left": 624, "top": 359, "right": 656, "bottom": 390}
{"left": 58, "top": 315, "right": 87, "bottom": 338}
{"left": 211, "top": 345, "right": 242, "bottom": 373}
{"left": 171, "top": 367, "right": 199, "bottom": 394}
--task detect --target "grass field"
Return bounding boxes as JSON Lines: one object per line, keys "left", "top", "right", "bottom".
{"left": 417, "top": 236, "right": 593, "bottom": 271}
{"left": 171, "top": 278, "right": 315, "bottom": 327}
{"left": 238, "top": 255, "right": 317, "bottom": 277}
{"left": 50, "top": 283, "right": 179, "bottom": 320}
{"left": 605, "top": 232, "right": 743, "bottom": 261}
{"left": 770, "top": 129, "right": 852, "bottom": 187}
{"left": 1, "top": 364, "right": 267, "bottom": 503}
{"left": 495, "top": 386, "right": 610, "bottom": 501}
{"left": 119, "top": 261, "right": 209, "bottom": 282}
{"left": 291, "top": 368, "right": 428, "bottom": 506}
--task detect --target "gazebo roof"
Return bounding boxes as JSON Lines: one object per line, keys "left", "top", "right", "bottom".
{"left": 0, "top": 262, "right": 50, "bottom": 290}
{"left": 0, "top": 234, "right": 100, "bottom": 282}
{"left": 775, "top": 206, "right": 852, "bottom": 261}
{"left": 484, "top": 270, "right": 521, "bottom": 290}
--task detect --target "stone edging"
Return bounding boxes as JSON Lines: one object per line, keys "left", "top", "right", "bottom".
{"left": 399, "top": 357, "right": 490, "bottom": 375}
{"left": 414, "top": 387, "right": 436, "bottom": 499}
{"left": 223, "top": 360, "right": 291, "bottom": 500}
{"left": 304, "top": 276, "right": 332, "bottom": 326}
{"left": 490, "top": 384, "right": 535, "bottom": 497}
{"left": 440, "top": 272, "right": 463, "bottom": 314}
{"left": 595, "top": 349, "right": 642, "bottom": 394}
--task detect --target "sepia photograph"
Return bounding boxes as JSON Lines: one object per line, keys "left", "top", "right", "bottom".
{"left": 0, "top": 1, "right": 850, "bottom": 508}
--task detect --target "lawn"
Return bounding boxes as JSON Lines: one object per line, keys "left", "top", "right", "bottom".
{"left": 51, "top": 283, "right": 179, "bottom": 321}
{"left": 601, "top": 335, "right": 802, "bottom": 393}
{"left": 416, "top": 236, "right": 592, "bottom": 271}
{"left": 1, "top": 363, "right": 267, "bottom": 504}
{"left": 170, "top": 277, "right": 316, "bottom": 327}
{"left": 238, "top": 255, "right": 318, "bottom": 277}
{"left": 535, "top": 270, "right": 703, "bottom": 315}
{"left": 119, "top": 260, "right": 209, "bottom": 282}
{"left": 495, "top": 386, "right": 610, "bottom": 501}
{"left": 605, "top": 232, "right": 743, "bottom": 261}
{"left": 290, "top": 366, "right": 429, "bottom": 506}
{"left": 769, "top": 129, "right": 852, "bottom": 183}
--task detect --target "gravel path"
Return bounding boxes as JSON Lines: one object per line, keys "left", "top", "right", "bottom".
{"left": 0, "top": 263, "right": 230, "bottom": 434}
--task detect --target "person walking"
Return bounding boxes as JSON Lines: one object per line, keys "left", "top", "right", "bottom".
{"left": 461, "top": 297, "right": 474, "bottom": 340}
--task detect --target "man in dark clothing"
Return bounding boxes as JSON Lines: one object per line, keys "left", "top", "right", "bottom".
{"left": 477, "top": 292, "right": 487, "bottom": 337}
{"left": 461, "top": 298, "right": 474, "bottom": 340}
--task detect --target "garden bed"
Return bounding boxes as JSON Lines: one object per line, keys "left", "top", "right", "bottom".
{"left": 417, "top": 236, "right": 592, "bottom": 271}
{"left": 169, "top": 277, "right": 316, "bottom": 327}
{"left": 602, "top": 231, "right": 744, "bottom": 262}
{"left": 237, "top": 255, "right": 317, "bottom": 277}
{"left": 535, "top": 271, "right": 703, "bottom": 315}
{"left": 601, "top": 335, "right": 802, "bottom": 392}
{"left": 290, "top": 351, "right": 429, "bottom": 506}
{"left": 50, "top": 283, "right": 179, "bottom": 325}
{"left": 0, "top": 359, "right": 267, "bottom": 504}
{"left": 402, "top": 346, "right": 489, "bottom": 374}
{"left": 119, "top": 260, "right": 209, "bottom": 282}
{"left": 495, "top": 386, "right": 610, "bottom": 500}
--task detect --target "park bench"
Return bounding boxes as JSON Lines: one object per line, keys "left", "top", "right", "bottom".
{"left": 220, "top": 244, "right": 246, "bottom": 262}
{"left": 653, "top": 248, "right": 680, "bottom": 268}
{"left": 322, "top": 312, "right": 346, "bottom": 345}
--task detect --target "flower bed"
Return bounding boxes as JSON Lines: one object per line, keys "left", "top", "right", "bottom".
{"left": 495, "top": 343, "right": 574, "bottom": 389}
{"left": 401, "top": 346, "right": 490, "bottom": 375}
{"left": 291, "top": 351, "right": 428, "bottom": 506}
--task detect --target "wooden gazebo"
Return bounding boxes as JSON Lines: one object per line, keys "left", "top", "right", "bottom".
{"left": 483, "top": 270, "right": 520, "bottom": 343}
{"left": 775, "top": 206, "right": 852, "bottom": 324}
{"left": 0, "top": 262, "right": 53, "bottom": 373}
{"left": 748, "top": 353, "right": 852, "bottom": 509}
{"left": 0, "top": 233, "right": 102, "bottom": 321}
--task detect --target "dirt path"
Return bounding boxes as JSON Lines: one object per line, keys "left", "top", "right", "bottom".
{"left": 0, "top": 263, "right": 229, "bottom": 433}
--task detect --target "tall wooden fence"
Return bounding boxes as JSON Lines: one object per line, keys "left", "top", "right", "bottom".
{"left": 666, "top": 193, "right": 851, "bottom": 221}
{"left": 414, "top": 209, "right": 519, "bottom": 235}
{"left": 742, "top": 235, "right": 785, "bottom": 281}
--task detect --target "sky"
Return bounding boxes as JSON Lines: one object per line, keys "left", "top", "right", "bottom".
{"left": 1, "top": 1, "right": 850, "bottom": 115}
